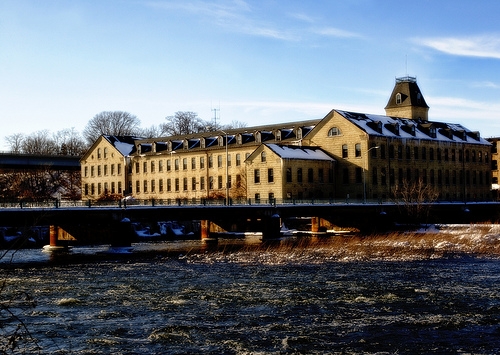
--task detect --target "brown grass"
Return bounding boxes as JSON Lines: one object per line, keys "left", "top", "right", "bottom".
{"left": 196, "top": 225, "right": 500, "bottom": 263}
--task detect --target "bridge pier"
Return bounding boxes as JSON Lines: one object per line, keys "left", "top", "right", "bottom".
{"left": 49, "top": 225, "right": 59, "bottom": 247}
{"left": 262, "top": 214, "right": 281, "bottom": 240}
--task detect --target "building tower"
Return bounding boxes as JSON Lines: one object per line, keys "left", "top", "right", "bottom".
{"left": 384, "top": 76, "right": 429, "bottom": 121}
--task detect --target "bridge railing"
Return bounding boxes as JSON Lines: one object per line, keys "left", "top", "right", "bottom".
{"left": 0, "top": 197, "right": 483, "bottom": 209}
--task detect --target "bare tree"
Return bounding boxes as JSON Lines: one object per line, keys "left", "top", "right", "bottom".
{"left": 20, "top": 130, "right": 58, "bottom": 155}
{"left": 392, "top": 178, "right": 439, "bottom": 225}
{"left": 137, "top": 124, "right": 168, "bottom": 139}
{"left": 53, "top": 128, "right": 87, "bottom": 156}
{"left": 83, "top": 111, "right": 141, "bottom": 145}
{"left": 224, "top": 120, "right": 247, "bottom": 130}
{"left": 5, "top": 133, "right": 24, "bottom": 153}
{"left": 161, "top": 111, "right": 206, "bottom": 136}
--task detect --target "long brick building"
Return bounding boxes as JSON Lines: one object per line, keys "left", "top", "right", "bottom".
{"left": 80, "top": 77, "right": 492, "bottom": 203}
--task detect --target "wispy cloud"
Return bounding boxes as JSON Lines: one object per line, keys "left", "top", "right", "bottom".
{"left": 145, "top": 0, "right": 361, "bottom": 41}
{"left": 312, "top": 27, "right": 362, "bottom": 39}
{"left": 414, "top": 34, "right": 500, "bottom": 59}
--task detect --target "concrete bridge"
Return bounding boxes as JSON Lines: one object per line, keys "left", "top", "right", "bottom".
{"left": 0, "top": 153, "right": 80, "bottom": 171}
{"left": 1, "top": 201, "right": 498, "bottom": 247}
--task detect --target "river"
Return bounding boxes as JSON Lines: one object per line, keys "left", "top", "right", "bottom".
{"left": 1, "top": 234, "right": 500, "bottom": 354}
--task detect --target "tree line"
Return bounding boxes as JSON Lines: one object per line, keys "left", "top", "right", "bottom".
{"left": 5, "top": 111, "right": 246, "bottom": 155}
{"left": 1, "top": 111, "right": 246, "bottom": 201}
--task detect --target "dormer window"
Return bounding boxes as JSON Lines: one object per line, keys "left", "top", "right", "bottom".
{"left": 429, "top": 126, "right": 436, "bottom": 138}
{"left": 276, "top": 130, "right": 281, "bottom": 141}
{"left": 296, "top": 128, "right": 303, "bottom": 140}
{"left": 396, "top": 93, "right": 402, "bottom": 105}
{"left": 410, "top": 125, "right": 415, "bottom": 135}
{"left": 255, "top": 132, "right": 261, "bottom": 143}
{"left": 236, "top": 134, "right": 242, "bottom": 145}
{"left": 183, "top": 140, "right": 189, "bottom": 149}
{"left": 218, "top": 136, "right": 224, "bottom": 147}
{"left": 394, "top": 123, "right": 400, "bottom": 135}
{"left": 328, "top": 127, "right": 341, "bottom": 136}
{"left": 377, "top": 121, "right": 383, "bottom": 133}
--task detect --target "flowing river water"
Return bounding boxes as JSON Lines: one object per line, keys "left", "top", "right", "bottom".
{"left": 1, "top": 232, "right": 500, "bottom": 354}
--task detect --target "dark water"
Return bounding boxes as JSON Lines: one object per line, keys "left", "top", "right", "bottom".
{"left": 2, "top": 239, "right": 500, "bottom": 354}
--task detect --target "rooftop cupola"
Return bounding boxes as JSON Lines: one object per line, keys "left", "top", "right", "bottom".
{"left": 384, "top": 76, "right": 429, "bottom": 121}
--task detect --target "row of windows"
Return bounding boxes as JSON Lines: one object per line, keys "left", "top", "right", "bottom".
{"left": 133, "top": 153, "right": 251, "bottom": 174}
{"left": 131, "top": 175, "right": 243, "bottom": 194}
{"left": 253, "top": 168, "right": 334, "bottom": 184}
{"left": 341, "top": 143, "right": 490, "bottom": 163}
{"left": 84, "top": 181, "right": 123, "bottom": 196}
{"left": 84, "top": 164, "right": 122, "bottom": 177}
{"left": 342, "top": 167, "right": 490, "bottom": 186}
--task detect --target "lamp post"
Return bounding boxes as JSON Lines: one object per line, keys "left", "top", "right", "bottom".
{"left": 220, "top": 130, "right": 229, "bottom": 205}
{"left": 363, "top": 145, "right": 380, "bottom": 203}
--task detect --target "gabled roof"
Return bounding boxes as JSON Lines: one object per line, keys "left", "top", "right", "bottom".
{"left": 104, "top": 135, "right": 143, "bottom": 156}
{"left": 80, "top": 135, "right": 143, "bottom": 162}
{"left": 263, "top": 144, "right": 335, "bottom": 161}
{"left": 336, "top": 110, "right": 491, "bottom": 145}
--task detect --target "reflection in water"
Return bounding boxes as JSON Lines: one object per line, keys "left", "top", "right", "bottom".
{"left": 1, "top": 232, "right": 500, "bottom": 354}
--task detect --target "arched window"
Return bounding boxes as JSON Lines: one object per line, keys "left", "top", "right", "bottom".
{"left": 396, "top": 93, "right": 402, "bottom": 104}
{"left": 261, "top": 151, "right": 266, "bottom": 162}
{"left": 328, "top": 127, "right": 341, "bottom": 136}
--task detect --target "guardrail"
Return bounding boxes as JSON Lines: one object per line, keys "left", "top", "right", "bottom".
{"left": 0, "top": 197, "right": 481, "bottom": 209}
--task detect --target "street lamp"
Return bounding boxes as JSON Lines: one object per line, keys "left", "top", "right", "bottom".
{"left": 220, "top": 130, "right": 229, "bottom": 205}
{"left": 363, "top": 145, "right": 380, "bottom": 203}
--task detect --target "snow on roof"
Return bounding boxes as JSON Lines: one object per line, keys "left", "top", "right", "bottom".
{"left": 104, "top": 136, "right": 142, "bottom": 156}
{"left": 266, "top": 144, "right": 335, "bottom": 161}
{"left": 337, "top": 110, "right": 491, "bottom": 146}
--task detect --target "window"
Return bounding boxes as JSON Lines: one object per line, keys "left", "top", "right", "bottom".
{"left": 97, "top": 148, "right": 101, "bottom": 159}
{"left": 151, "top": 161, "right": 155, "bottom": 173}
{"left": 151, "top": 179, "right": 155, "bottom": 192}
{"left": 218, "top": 176, "right": 223, "bottom": 189}
{"left": 397, "top": 145, "right": 403, "bottom": 160}
{"left": 191, "top": 157, "right": 196, "bottom": 170}
{"left": 209, "top": 156, "right": 213, "bottom": 168}
{"left": 227, "top": 154, "right": 231, "bottom": 167}
{"left": 117, "top": 164, "right": 121, "bottom": 175}
{"left": 268, "top": 168, "right": 274, "bottom": 183}
{"left": 437, "top": 148, "right": 442, "bottom": 162}
{"left": 104, "top": 165, "right": 108, "bottom": 176}
{"left": 371, "top": 143, "right": 378, "bottom": 158}
{"left": 236, "top": 154, "right": 241, "bottom": 166}
{"left": 342, "top": 168, "right": 349, "bottom": 184}
{"left": 143, "top": 162, "right": 147, "bottom": 173}
{"left": 389, "top": 145, "right": 395, "bottom": 159}
{"left": 98, "top": 165, "right": 102, "bottom": 176}
{"left": 254, "top": 169, "right": 260, "bottom": 183}
{"left": 328, "top": 127, "right": 341, "bottom": 136}
{"left": 261, "top": 152, "right": 266, "bottom": 162}
{"left": 406, "top": 146, "right": 411, "bottom": 160}
{"left": 167, "top": 160, "right": 171, "bottom": 171}
{"left": 135, "top": 180, "right": 140, "bottom": 193}
{"left": 422, "top": 147, "right": 427, "bottom": 160}
{"left": 183, "top": 158, "right": 188, "bottom": 170}
{"left": 396, "top": 93, "right": 402, "bottom": 104}
{"left": 111, "top": 164, "right": 115, "bottom": 175}
{"left": 429, "top": 148, "right": 434, "bottom": 161}
{"left": 118, "top": 181, "right": 122, "bottom": 194}
{"left": 286, "top": 168, "right": 292, "bottom": 183}
{"left": 356, "top": 167, "right": 362, "bottom": 183}
{"left": 218, "top": 155, "right": 222, "bottom": 168}
{"left": 192, "top": 177, "right": 197, "bottom": 190}
{"left": 200, "top": 157, "right": 205, "bottom": 169}
{"left": 318, "top": 168, "right": 324, "bottom": 183}
{"left": 175, "top": 159, "right": 179, "bottom": 171}
{"left": 167, "top": 179, "right": 171, "bottom": 192}
{"left": 111, "top": 182, "right": 115, "bottom": 194}
{"left": 228, "top": 175, "right": 232, "bottom": 188}
{"left": 297, "top": 168, "right": 303, "bottom": 183}
{"left": 159, "top": 160, "right": 164, "bottom": 172}
{"left": 355, "top": 143, "right": 361, "bottom": 157}
{"left": 159, "top": 179, "right": 164, "bottom": 192}
{"left": 200, "top": 177, "right": 205, "bottom": 190}
{"left": 175, "top": 178, "right": 179, "bottom": 191}
{"left": 413, "top": 146, "right": 419, "bottom": 160}
{"left": 308, "top": 168, "right": 313, "bottom": 183}
{"left": 342, "top": 144, "right": 348, "bottom": 158}
{"left": 183, "top": 178, "right": 188, "bottom": 191}
{"left": 380, "top": 144, "right": 386, "bottom": 159}
{"left": 144, "top": 180, "right": 148, "bottom": 193}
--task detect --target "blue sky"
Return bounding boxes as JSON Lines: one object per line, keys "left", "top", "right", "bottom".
{"left": 2, "top": 0, "right": 500, "bottom": 149}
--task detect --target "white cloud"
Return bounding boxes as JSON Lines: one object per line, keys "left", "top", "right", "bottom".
{"left": 414, "top": 34, "right": 500, "bottom": 59}
{"left": 312, "top": 27, "right": 362, "bottom": 39}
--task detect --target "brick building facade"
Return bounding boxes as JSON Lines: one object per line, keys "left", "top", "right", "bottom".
{"left": 81, "top": 77, "right": 492, "bottom": 203}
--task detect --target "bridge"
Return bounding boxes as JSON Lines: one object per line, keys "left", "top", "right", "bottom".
{"left": 0, "top": 153, "right": 80, "bottom": 171}
{"left": 1, "top": 200, "right": 498, "bottom": 247}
